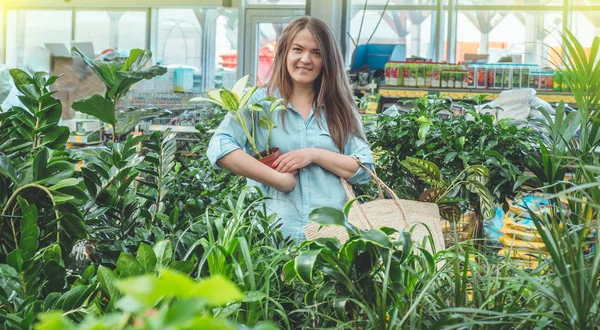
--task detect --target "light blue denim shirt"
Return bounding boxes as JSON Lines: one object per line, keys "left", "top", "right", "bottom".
{"left": 206, "top": 88, "right": 374, "bottom": 240}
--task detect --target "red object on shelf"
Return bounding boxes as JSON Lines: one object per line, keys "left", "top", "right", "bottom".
{"left": 219, "top": 41, "right": 277, "bottom": 85}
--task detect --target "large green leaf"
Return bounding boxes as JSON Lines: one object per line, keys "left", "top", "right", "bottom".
{"left": 97, "top": 265, "right": 118, "bottom": 299}
{"left": 136, "top": 243, "right": 157, "bottom": 274}
{"left": 116, "top": 253, "right": 145, "bottom": 278}
{"left": 308, "top": 207, "right": 346, "bottom": 226}
{"left": 153, "top": 240, "right": 173, "bottom": 269}
{"left": 294, "top": 249, "right": 322, "bottom": 284}
{"left": 72, "top": 94, "right": 117, "bottom": 125}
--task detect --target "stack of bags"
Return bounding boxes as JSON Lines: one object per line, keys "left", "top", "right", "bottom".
{"left": 497, "top": 195, "right": 552, "bottom": 269}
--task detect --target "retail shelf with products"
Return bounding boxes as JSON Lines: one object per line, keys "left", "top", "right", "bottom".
{"left": 117, "top": 91, "right": 212, "bottom": 134}
{"left": 372, "top": 86, "right": 576, "bottom": 104}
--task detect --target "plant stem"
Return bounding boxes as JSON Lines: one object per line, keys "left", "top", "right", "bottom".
{"left": 1, "top": 183, "right": 61, "bottom": 242}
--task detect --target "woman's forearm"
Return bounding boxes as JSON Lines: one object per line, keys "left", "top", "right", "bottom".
{"left": 311, "top": 148, "right": 359, "bottom": 179}
{"left": 217, "top": 149, "right": 295, "bottom": 191}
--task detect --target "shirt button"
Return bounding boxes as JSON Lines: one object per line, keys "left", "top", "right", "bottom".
{"left": 302, "top": 168, "right": 306, "bottom": 172}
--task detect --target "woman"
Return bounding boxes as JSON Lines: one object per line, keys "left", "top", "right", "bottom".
{"left": 207, "top": 16, "right": 374, "bottom": 240}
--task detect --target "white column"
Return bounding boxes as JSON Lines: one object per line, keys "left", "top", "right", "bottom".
{"left": 0, "top": 5, "right": 4, "bottom": 64}
{"left": 201, "top": 9, "right": 218, "bottom": 91}
{"left": 479, "top": 32, "right": 489, "bottom": 55}
{"left": 308, "top": 0, "right": 344, "bottom": 45}
{"left": 107, "top": 11, "right": 124, "bottom": 50}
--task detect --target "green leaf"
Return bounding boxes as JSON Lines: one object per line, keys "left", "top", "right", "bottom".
{"left": 0, "top": 154, "right": 19, "bottom": 183}
{"left": 295, "top": 249, "right": 322, "bottom": 284}
{"left": 360, "top": 229, "right": 392, "bottom": 248}
{"left": 308, "top": 207, "right": 346, "bottom": 226}
{"left": 220, "top": 89, "right": 239, "bottom": 110}
{"left": 97, "top": 265, "right": 118, "bottom": 299}
{"left": 153, "top": 240, "right": 173, "bottom": 269}
{"left": 116, "top": 253, "right": 144, "bottom": 277}
{"left": 258, "top": 116, "right": 274, "bottom": 130}
{"left": 20, "top": 204, "right": 40, "bottom": 260}
{"left": 32, "top": 147, "right": 48, "bottom": 181}
{"left": 195, "top": 274, "right": 244, "bottom": 306}
{"left": 169, "top": 261, "right": 194, "bottom": 275}
{"left": 418, "top": 187, "right": 446, "bottom": 203}
{"left": 136, "top": 243, "right": 157, "bottom": 273}
{"left": 71, "top": 94, "right": 117, "bottom": 125}
{"left": 438, "top": 202, "right": 461, "bottom": 222}
{"left": 466, "top": 180, "right": 495, "bottom": 220}
{"left": 231, "top": 74, "right": 249, "bottom": 100}
{"left": 48, "top": 178, "right": 80, "bottom": 191}
{"left": 7, "top": 249, "right": 23, "bottom": 273}
{"left": 401, "top": 156, "right": 441, "bottom": 185}
{"left": 34, "top": 312, "right": 77, "bottom": 330}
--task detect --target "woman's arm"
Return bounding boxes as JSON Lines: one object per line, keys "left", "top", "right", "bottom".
{"left": 218, "top": 149, "right": 297, "bottom": 192}
{"left": 272, "top": 148, "right": 358, "bottom": 178}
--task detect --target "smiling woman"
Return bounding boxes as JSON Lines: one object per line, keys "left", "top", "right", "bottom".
{"left": 208, "top": 16, "right": 375, "bottom": 240}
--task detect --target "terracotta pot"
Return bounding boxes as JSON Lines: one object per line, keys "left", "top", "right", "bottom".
{"left": 254, "top": 147, "right": 280, "bottom": 167}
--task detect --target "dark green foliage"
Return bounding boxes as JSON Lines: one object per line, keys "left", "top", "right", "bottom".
{"left": 367, "top": 96, "right": 538, "bottom": 215}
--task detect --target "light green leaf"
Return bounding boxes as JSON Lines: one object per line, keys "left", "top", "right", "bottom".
{"left": 48, "top": 178, "right": 80, "bottom": 191}
{"left": 195, "top": 274, "right": 244, "bottom": 306}
{"left": 231, "top": 74, "right": 250, "bottom": 100}
{"left": 136, "top": 243, "right": 157, "bottom": 274}
{"left": 220, "top": 90, "right": 239, "bottom": 110}
{"left": 153, "top": 240, "right": 173, "bottom": 268}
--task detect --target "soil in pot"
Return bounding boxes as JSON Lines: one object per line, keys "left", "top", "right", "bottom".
{"left": 254, "top": 147, "right": 280, "bottom": 167}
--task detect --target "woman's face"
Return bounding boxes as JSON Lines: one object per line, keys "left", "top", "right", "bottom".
{"left": 286, "top": 28, "right": 323, "bottom": 89}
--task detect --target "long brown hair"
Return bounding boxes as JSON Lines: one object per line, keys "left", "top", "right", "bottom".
{"left": 266, "top": 16, "right": 365, "bottom": 153}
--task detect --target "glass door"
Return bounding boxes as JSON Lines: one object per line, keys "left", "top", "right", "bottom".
{"left": 243, "top": 8, "right": 305, "bottom": 85}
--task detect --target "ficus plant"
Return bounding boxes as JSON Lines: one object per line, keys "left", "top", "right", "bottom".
{"left": 71, "top": 47, "right": 169, "bottom": 141}
{"left": 190, "top": 74, "right": 286, "bottom": 159}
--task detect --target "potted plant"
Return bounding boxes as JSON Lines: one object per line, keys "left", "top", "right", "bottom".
{"left": 190, "top": 75, "right": 286, "bottom": 167}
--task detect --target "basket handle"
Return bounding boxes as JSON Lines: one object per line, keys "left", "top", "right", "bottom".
{"left": 340, "top": 157, "right": 409, "bottom": 228}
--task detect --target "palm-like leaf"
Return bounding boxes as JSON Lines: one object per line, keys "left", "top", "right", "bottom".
{"left": 136, "top": 131, "right": 177, "bottom": 224}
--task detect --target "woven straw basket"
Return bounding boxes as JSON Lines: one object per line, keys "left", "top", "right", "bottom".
{"left": 304, "top": 160, "right": 445, "bottom": 253}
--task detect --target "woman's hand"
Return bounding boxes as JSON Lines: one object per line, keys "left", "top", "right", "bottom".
{"left": 272, "top": 149, "right": 317, "bottom": 173}
{"left": 275, "top": 171, "right": 298, "bottom": 192}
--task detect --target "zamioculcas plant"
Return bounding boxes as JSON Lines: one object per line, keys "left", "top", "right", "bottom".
{"left": 190, "top": 75, "right": 286, "bottom": 166}
{"left": 71, "top": 47, "right": 169, "bottom": 141}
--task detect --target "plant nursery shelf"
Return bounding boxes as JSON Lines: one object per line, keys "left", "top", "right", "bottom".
{"left": 149, "top": 124, "right": 199, "bottom": 133}
{"left": 376, "top": 86, "right": 576, "bottom": 104}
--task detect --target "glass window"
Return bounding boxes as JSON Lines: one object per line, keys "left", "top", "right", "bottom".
{"left": 456, "top": 11, "right": 562, "bottom": 66}
{"left": 6, "top": 10, "right": 72, "bottom": 69}
{"left": 216, "top": 9, "right": 239, "bottom": 88}
{"left": 351, "top": 0, "right": 436, "bottom": 5}
{"left": 457, "top": 0, "right": 563, "bottom": 5}
{"left": 573, "top": 0, "right": 600, "bottom": 5}
{"left": 256, "top": 22, "right": 285, "bottom": 85}
{"left": 246, "top": 0, "right": 305, "bottom": 4}
{"left": 75, "top": 11, "right": 147, "bottom": 56}
{"left": 348, "top": 9, "right": 435, "bottom": 65}
{"left": 156, "top": 9, "right": 203, "bottom": 67}
{"left": 571, "top": 11, "right": 600, "bottom": 53}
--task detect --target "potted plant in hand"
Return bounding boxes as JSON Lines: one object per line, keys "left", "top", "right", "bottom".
{"left": 190, "top": 75, "right": 286, "bottom": 167}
